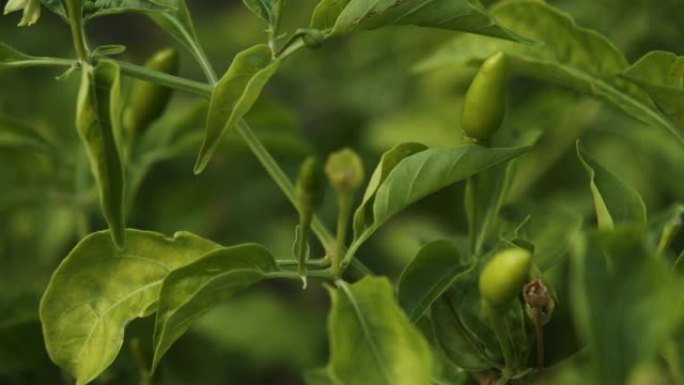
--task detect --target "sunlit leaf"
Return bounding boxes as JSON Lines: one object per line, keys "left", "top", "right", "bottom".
{"left": 325, "top": 277, "right": 433, "bottom": 385}
{"left": 39, "top": 229, "right": 219, "bottom": 385}
{"left": 194, "top": 44, "right": 280, "bottom": 173}
{"left": 151, "top": 244, "right": 278, "bottom": 370}
{"left": 622, "top": 50, "right": 684, "bottom": 128}
{"left": 353, "top": 142, "right": 427, "bottom": 238}
{"left": 310, "top": 0, "right": 530, "bottom": 43}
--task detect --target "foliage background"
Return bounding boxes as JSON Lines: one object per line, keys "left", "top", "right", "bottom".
{"left": 0, "top": 0, "right": 682, "bottom": 384}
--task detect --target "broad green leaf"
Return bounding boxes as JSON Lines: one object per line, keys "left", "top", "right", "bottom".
{"left": 151, "top": 244, "right": 278, "bottom": 371}
{"left": 0, "top": 116, "right": 55, "bottom": 154}
{"left": 40, "top": 0, "right": 175, "bottom": 19}
{"left": 76, "top": 60, "right": 127, "bottom": 247}
{"left": 194, "top": 44, "right": 281, "bottom": 173}
{"left": 326, "top": 277, "right": 433, "bottom": 385}
{"left": 570, "top": 229, "right": 680, "bottom": 384}
{"left": 398, "top": 240, "right": 471, "bottom": 322}
{"left": 39, "top": 229, "right": 219, "bottom": 385}
{"left": 431, "top": 277, "right": 500, "bottom": 371}
{"left": 241, "top": 0, "right": 278, "bottom": 25}
{"left": 417, "top": 0, "right": 684, "bottom": 147}
{"left": 319, "top": 0, "right": 529, "bottom": 42}
{"left": 622, "top": 51, "right": 684, "bottom": 128}
{"left": 348, "top": 144, "right": 529, "bottom": 255}
{"left": 576, "top": 142, "right": 646, "bottom": 230}
{"left": 353, "top": 142, "right": 427, "bottom": 238}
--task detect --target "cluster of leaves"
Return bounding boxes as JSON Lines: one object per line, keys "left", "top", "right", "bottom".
{"left": 1, "top": 0, "right": 684, "bottom": 385}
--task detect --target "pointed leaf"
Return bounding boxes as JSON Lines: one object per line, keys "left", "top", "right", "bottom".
{"left": 622, "top": 50, "right": 684, "bottom": 128}
{"left": 353, "top": 142, "right": 427, "bottom": 238}
{"left": 76, "top": 60, "right": 127, "bottom": 247}
{"left": 576, "top": 142, "right": 646, "bottom": 229}
{"left": 241, "top": 0, "right": 278, "bottom": 25}
{"left": 151, "top": 244, "right": 278, "bottom": 370}
{"left": 194, "top": 44, "right": 280, "bottom": 173}
{"left": 326, "top": 277, "right": 433, "bottom": 385}
{"left": 39, "top": 229, "right": 220, "bottom": 385}
{"left": 310, "top": 0, "right": 349, "bottom": 31}
{"left": 570, "top": 229, "right": 680, "bottom": 384}
{"left": 320, "top": 0, "right": 529, "bottom": 42}
{"left": 398, "top": 240, "right": 471, "bottom": 323}
{"left": 417, "top": 0, "right": 684, "bottom": 147}
{"left": 374, "top": 145, "right": 528, "bottom": 234}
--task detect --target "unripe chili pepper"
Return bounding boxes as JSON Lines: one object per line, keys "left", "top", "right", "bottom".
{"left": 123, "top": 48, "right": 179, "bottom": 142}
{"left": 461, "top": 52, "right": 510, "bottom": 142}
{"left": 479, "top": 247, "right": 531, "bottom": 309}
{"left": 294, "top": 157, "right": 324, "bottom": 286}
{"left": 296, "top": 157, "right": 325, "bottom": 213}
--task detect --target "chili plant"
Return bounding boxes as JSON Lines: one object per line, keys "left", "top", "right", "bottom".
{"left": 1, "top": 0, "right": 683, "bottom": 384}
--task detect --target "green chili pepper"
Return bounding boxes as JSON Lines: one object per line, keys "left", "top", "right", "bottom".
{"left": 123, "top": 48, "right": 179, "bottom": 142}
{"left": 461, "top": 52, "right": 509, "bottom": 142}
{"left": 479, "top": 247, "right": 531, "bottom": 309}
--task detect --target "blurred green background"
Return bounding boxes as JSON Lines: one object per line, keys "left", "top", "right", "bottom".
{"left": 1, "top": 0, "right": 682, "bottom": 384}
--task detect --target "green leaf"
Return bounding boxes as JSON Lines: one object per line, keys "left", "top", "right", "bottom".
{"left": 353, "top": 142, "right": 427, "bottom": 238}
{"left": 241, "top": 0, "right": 278, "bottom": 25}
{"left": 622, "top": 51, "right": 684, "bottom": 129}
{"left": 325, "top": 277, "right": 433, "bottom": 385}
{"left": 39, "top": 229, "right": 219, "bottom": 385}
{"left": 194, "top": 44, "right": 280, "bottom": 173}
{"left": 0, "top": 116, "right": 55, "bottom": 154}
{"left": 398, "top": 240, "right": 471, "bottom": 323}
{"left": 76, "top": 60, "right": 127, "bottom": 247}
{"left": 576, "top": 142, "right": 647, "bottom": 230}
{"left": 430, "top": 276, "right": 500, "bottom": 371}
{"left": 417, "top": 0, "right": 684, "bottom": 147}
{"left": 39, "top": 0, "right": 175, "bottom": 19}
{"left": 317, "top": 0, "right": 529, "bottom": 42}
{"left": 0, "top": 42, "right": 31, "bottom": 64}
{"left": 349, "top": 144, "right": 529, "bottom": 254}
{"left": 570, "top": 229, "right": 680, "bottom": 384}
{"left": 151, "top": 244, "right": 278, "bottom": 371}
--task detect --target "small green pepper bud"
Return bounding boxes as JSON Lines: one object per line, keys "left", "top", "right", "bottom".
{"left": 296, "top": 157, "right": 324, "bottom": 213}
{"left": 479, "top": 247, "right": 531, "bottom": 309}
{"left": 123, "top": 48, "right": 179, "bottom": 142}
{"left": 461, "top": 52, "right": 509, "bottom": 142}
{"left": 325, "top": 148, "right": 364, "bottom": 194}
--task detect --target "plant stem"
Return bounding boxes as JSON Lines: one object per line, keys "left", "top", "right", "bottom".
{"left": 488, "top": 307, "right": 514, "bottom": 384}
{"left": 115, "top": 59, "right": 213, "bottom": 97}
{"left": 268, "top": 0, "right": 285, "bottom": 52}
{"left": 63, "top": 0, "right": 89, "bottom": 61}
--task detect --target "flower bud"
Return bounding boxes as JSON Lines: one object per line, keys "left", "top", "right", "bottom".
{"left": 325, "top": 148, "right": 364, "bottom": 194}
